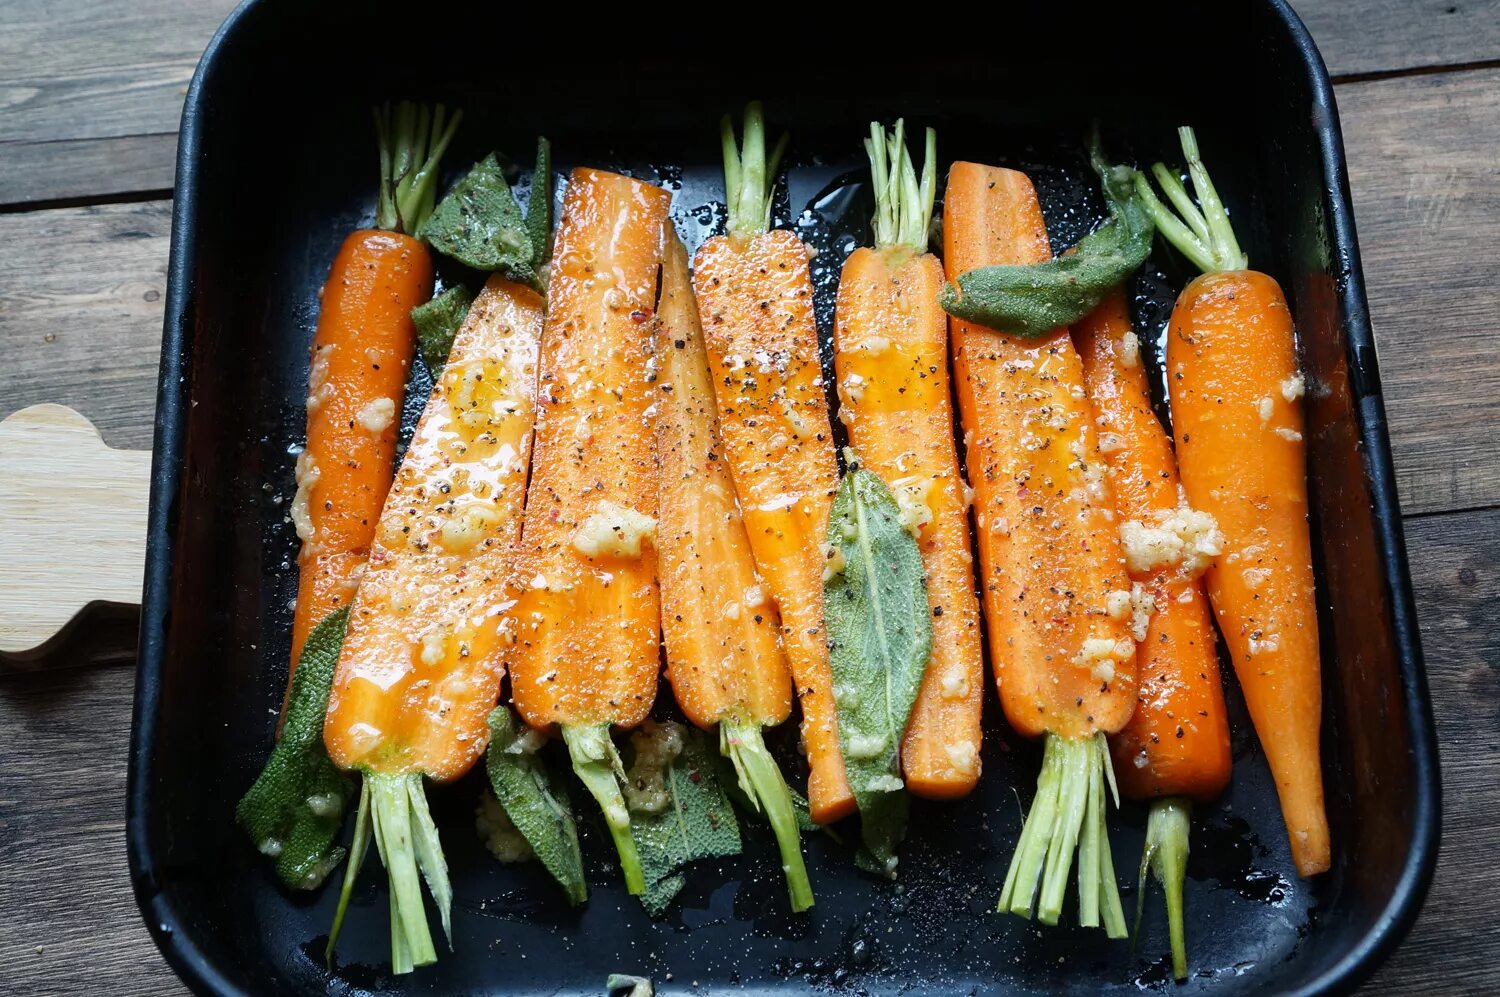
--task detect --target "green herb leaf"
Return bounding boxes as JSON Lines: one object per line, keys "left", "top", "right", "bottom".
{"left": 525, "top": 137, "right": 553, "bottom": 268}
{"left": 236, "top": 607, "right": 356, "bottom": 890}
{"left": 628, "top": 722, "right": 742, "bottom": 915}
{"left": 411, "top": 283, "right": 474, "bottom": 374}
{"left": 823, "top": 467, "right": 932, "bottom": 876}
{"left": 607, "top": 974, "right": 654, "bottom": 996}
{"left": 939, "top": 135, "right": 1155, "bottom": 338}
{"left": 419, "top": 153, "right": 535, "bottom": 280}
{"left": 484, "top": 708, "right": 587, "bottom": 905}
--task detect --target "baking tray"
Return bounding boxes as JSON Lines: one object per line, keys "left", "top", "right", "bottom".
{"left": 128, "top": 2, "right": 1441, "bottom": 993}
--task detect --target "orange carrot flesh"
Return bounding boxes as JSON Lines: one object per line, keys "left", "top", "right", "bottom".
{"left": 1136, "top": 126, "right": 1329, "bottom": 877}
{"left": 1167, "top": 270, "right": 1328, "bottom": 875}
{"left": 505, "top": 169, "right": 671, "bottom": 732}
{"left": 1076, "top": 289, "right": 1231, "bottom": 803}
{"left": 834, "top": 245, "right": 984, "bottom": 799}
{"left": 656, "top": 235, "right": 792, "bottom": 730}
{"left": 289, "top": 229, "right": 429, "bottom": 665}
{"left": 693, "top": 228, "right": 852, "bottom": 825}
{"left": 323, "top": 275, "right": 544, "bottom": 780}
{"left": 944, "top": 162, "right": 1136, "bottom": 740}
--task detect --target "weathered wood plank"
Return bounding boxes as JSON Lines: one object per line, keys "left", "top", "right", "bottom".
{"left": 0, "top": 201, "right": 171, "bottom": 451}
{"left": 0, "top": 0, "right": 236, "bottom": 205}
{"left": 0, "top": 665, "right": 188, "bottom": 997}
{"left": 1365, "top": 508, "right": 1500, "bottom": 994}
{"left": 1338, "top": 67, "right": 1500, "bottom": 515}
{"left": 1295, "top": 0, "right": 1500, "bottom": 77}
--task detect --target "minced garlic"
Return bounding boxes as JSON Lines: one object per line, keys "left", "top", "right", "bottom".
{"left": 572, "top": 501, "right": 656, "bottom": 558}
{"left": 624, "top": 720, "right": 685, "bottom": 814}
{"left": 1119, "top": 505, "right": 1223, "bottom": 575}
{"left": 356, "top": 396, "right": 396, "bottom": 433}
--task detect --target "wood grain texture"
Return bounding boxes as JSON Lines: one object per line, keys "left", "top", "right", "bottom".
{"left": 0, "top": 0, "right": 237, "bottom": 205}
{"left": 1294, "top": 0, "right": 1500, "bottom": 77}
{"left": 1339, "top": 67, "right": 1500, "bottom": 515}
{"left": 0, "top": 201, "right": 171, "bottom": 451}
{"left": 0, "top": 406, "right": 150, "bottom": 655}
{"left": 1365, "top": 509, "right": 1500, "bottom": 995}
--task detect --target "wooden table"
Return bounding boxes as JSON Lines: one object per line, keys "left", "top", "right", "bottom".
{"left": 1, "top": 2, "right": 1495, "bottom": 993}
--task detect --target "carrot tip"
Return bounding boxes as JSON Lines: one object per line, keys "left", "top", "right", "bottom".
{"left": 997, "top": 733, "right": 1127, "bottom": 937}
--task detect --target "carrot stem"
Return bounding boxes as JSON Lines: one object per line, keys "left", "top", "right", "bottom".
{"left": 865, "top": 121, "right": 937, "bottom": 253}
{"left": 373, "top": 101, "right": 463, "bottom": 235}
{"left": 721, "top": 102, "right": 788, "bottom": 237}
{"left": 999, "top": 733, "right": 1126, "bottom": 936}
{"left": 722, "top": 718, "right": 814, "bottom": 912}
{"left": 325, "top": 777, "right": 372, "bottom": 968}
{"left": 1135, "top": 126, "right": 1247, "bottom": 274}
{"left": 360, "top": 772, "right": 447, "bottom": 973}
{"left": 562, "top": 723, "right": 645, "bottom": 894}
{"left": 1136, "top": 796, "right": 1191, "bottom": 981}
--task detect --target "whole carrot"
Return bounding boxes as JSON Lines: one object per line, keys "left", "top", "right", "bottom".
{"left": 1136, "top": 127, "right": 1329, "bottom": 878}
{"left": 238, "top": 102, "right": 459, "bottom": 893}
{"left": 1076, "top": 287, "right": 1232, "bottom": 979}
{"left": 692, "top": 104, "right": 853, "bottom": 825}
{"left": 833, "top": 122, "right": 984, "bottom": 800}
{"left": 504, "top": 168, "right": 672, "bottom": 894}
{"left": 944, "top": 161, "right": 1135, "bottom": 935}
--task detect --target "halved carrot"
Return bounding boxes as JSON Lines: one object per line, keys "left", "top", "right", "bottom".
{"left": 1076, "top": 286, "right": 1231, "bottom": 978}
{"left": 692, "top": 104, "right": 853, "bottom": 826}
{"left": 654, "top": 232, "right": 811, "bottom": 911}
{"left": 323, "top": 275, "right": 544, "bottom": 971}
{"left": 833, "top": 122, "right": 983, "bottom": 800}
{"left": 1137, "top": 128, "right": 1330, "bottom": 878}
{"left": 944, "top": 160, "right": 1135, "bottom": 933}
{"left": 504, "top": 168, "right": 672, "bottom": 893}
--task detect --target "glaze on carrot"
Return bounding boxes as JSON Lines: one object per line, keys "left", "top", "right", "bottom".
{"left": 692, "top": 104, "right": 853, "bottom": 825}
{"left": 944, "top": 160, "right": 1134, "bottom": 934}
{"left": 323, "top": 276, "right": 543, "bottom": 971}
{"left": 1076, "top": 287, "right": 1231, "bottom": 978}
{"left": 1137, "top": 127, "right": 1330, "bottom": 878}
{"left": 833, "top": 122, "right": 983, "bottom": 800}
{"left": 504, "top": 168, "right": 672, "bottom": 894}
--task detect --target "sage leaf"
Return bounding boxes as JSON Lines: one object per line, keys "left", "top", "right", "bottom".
{"left": 418, "top": 152, "right": 536, "bottom": 281}
{"left": 524, "top": 137, "right": 553, "bottom": 267}
{"left": 939, "top": 135, "right": 1154, "bottom": 338}
{"left": 484, "top": 708, "right": 587, "bottom": 905}
{"left": 411, "top": 283, "right": 474, "bottom": 374}
{"left": 236, "top": 607, "right": 356, "bottom": 890}
{"left": 628, "top": 722, "right": 741, "bottom": 915}
{"left": 823, "top": 468, "right": 932, "bottom": 876}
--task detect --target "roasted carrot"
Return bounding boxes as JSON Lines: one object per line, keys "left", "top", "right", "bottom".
{"left": 323, "top": 275, "right": 544, "bottom": 971}
{"left": 693, "top": 104, "right": 853, "bottom": 825}
{"left": 1137, "top": 127, "right": 1329, "bottom": 877}
{"left": 654, "top": 232, "right": 811, "bottom": 911}
{"left": 944, "top": 161, "right": 1135, "bottom": 934}
{"left": 1076, "top": 287, "right": 1231, "bottom": 978}
{"left": 833, "top": 122, "right": 984, "bottom": 800}
{"left": 288, "top": 102, "right": 460, "bottom": 674}
{"left": 504, "top": 168, "right": 672, "bottom": 893}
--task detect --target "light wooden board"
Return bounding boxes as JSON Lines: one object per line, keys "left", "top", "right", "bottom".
{"left": 1295, "top": 0, "right": 1500, "bottom": 78}
{"left": 0, "top": 405, "right": 150, "bottom": 656}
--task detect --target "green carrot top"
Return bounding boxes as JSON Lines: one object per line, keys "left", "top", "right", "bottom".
{"left": 373, "top": 101, "right": 463, "bottom": 236}
{"left": 721, "top": 102, "right": 790, "bottom": 238}
{"left": 865, "top": 120, "right": 937, "bottom": 255}
{"left": 1135, "top": 126, "right": 1248, "bottom": 274}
